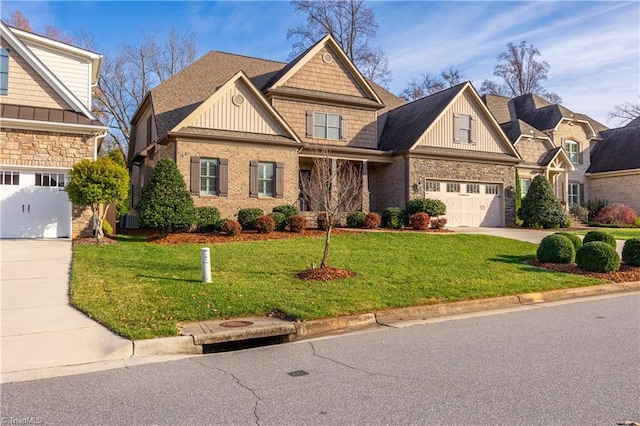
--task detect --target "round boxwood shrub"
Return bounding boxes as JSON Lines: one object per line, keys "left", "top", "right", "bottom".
{"left": 537, "top": 234, "right": 576, "bottom": 264}
{"left": 622, "top": 237, "right": 640, "bottom": 266}
{"left": 347, "top": 211, "right": 367, "bottom": 228}
{"left": 382, "top": 207, "right": 404, "bottom": 229}
{"left": 554, "top": 232, "right": 583, "bottom": 251}
{"left": 272, "top": 205, "right": 299, "bottom": 219}
{"left": 195, "top": 206, "right": 222, "bottom": 233}
{"left": 254, "top": 215, "right": 275, "bottom": 234}
{"left": 363, "top": 212, "right": 381, "bottom": 229}
{"left": 582, "top": 230, "right": 616, "bottom": 249}
{"left": 410, "top": 212, "right": 431, "bottom": 230}
{"left": 576, "top": 241, "right": 620, "bottom": 272}
{"left": 221, "top": 220, "right": 242, "bottom": 236}
{"left": 237, "top": 208, "right": 264, "bottom": 230}
{"left": 406, "top": 198, "right": 446, "bottom": 218}
{"left": 288, "top": 215, "right": 307, "bottom": 233}
{"left": 268, "top": 212, "right": 287, "bottom": 231}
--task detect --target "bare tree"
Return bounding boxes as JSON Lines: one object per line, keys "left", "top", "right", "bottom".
{"left": 400, "top": 67, "right": 464, "bottom": 101}
{"left": 6, "top": 10, "right": 73, "bottom": 44}
{"left": 480, "top": 41, "right": 562, "bottom": 104}
{"left": 300, "top": 150, "right": 363, "bottom": 268}
{"left": 287, "top": 0, "right": 392, "bottom": 87}
{"left": 608, "top": 101, "right": 640, "bottom": 126}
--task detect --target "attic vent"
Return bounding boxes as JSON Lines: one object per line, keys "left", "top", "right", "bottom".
{"left": 322, "top": 53, "right": 333, "bottom": 64}
{"left": 232, "top": 94, "right": 245, "bottom": 107}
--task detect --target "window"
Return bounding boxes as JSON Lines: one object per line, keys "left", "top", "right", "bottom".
{"left": 200, "top": 159, "right": 219, "bottom": 195}
{"left": 313, "top": 112, "right": 341, "bottom": 140}
{"left": 35, "top": 173, "right": 65, "bottom": 187}
{"left": 446, "top": 182, "right": 460, "bottom": 193}
{"left": 1, "top": 171, "right": 19, "bottom": 185}
{"left": 485, "top": 184, "right": 500, "bottom": 195}
{"left": 565, "top": 141, "right": 579, "bottom": 164}
{"left": 0, "top": 48, "right": 8, "bottom": 95}
{"left": 454, "top": 113, "right": 475, "bottom": 143}
{"left": 425, "top": 181, "right": 440, "bottom": 192}
{"left": 568, "top": 183, "right": 580, "bottom": 206}
{"left": 466, "top": 184, "right": 480, "bottom": 194}
{"left": 258, "top": 162, "right": 275, "bottom": 197}
{"left": 520, "top": 179, "right": 531, "bottom": 198}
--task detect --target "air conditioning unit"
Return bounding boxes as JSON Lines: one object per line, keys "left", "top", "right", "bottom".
{"left": 124, "top": 213, "right": 138, "bottom": 229}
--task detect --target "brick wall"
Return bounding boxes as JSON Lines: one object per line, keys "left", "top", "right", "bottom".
{"left": 588, "top": 173, "right": 640, "bottom": 214}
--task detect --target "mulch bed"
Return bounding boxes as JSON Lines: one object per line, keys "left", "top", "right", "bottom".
{"left": 295, "top": 266, "right": 357, "bottom": 282}
{"left": 72, "top": 236, "right": 119, "bottom": 246}
{"left": 527, "top": 259, "right": 640, "bottom": 283}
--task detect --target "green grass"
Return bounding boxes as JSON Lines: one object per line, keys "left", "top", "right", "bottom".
{"left": 569, "top": 228, "right": 640, "bottom": 240}
{"left": 70, "top": 233, "right": 604, "bottom": 340}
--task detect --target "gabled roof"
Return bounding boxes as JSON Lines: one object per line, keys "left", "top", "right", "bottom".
{"left": 0, "top": 20, "right": 97, "bottom": 120}
{"left": 537, "top": 146, "right": 574, "bottom": 170}
{"left": 500, "top": 119, "right": 550, "bottom": 145}
{"left": 588, "top": 125, "right": 640, "bottom": 173}
{"left": 626, "top": 116, "right": 640, "bottom": 127}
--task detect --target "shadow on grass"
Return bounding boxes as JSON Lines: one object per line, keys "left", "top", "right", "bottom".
{"left": 137, "top": 274, "right": 202, "bottom": 283}
{"left": 489, "top": 254, "right": 533, "bottom": 264}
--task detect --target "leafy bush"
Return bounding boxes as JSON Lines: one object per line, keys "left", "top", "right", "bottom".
{"left": 363, "top": 212, "right": 381, "bottom": 229}
{"left": 221, "top": 220, "right": 242, "bottom": 236}
{"left": 622, "top": 238, "right": 640, "bottom": 266}
{"left": 382, "top": 207, "right": 404, "bottom": 229}
{"left": 576, "top": 242, "right": 620, "bottom": 272}
{"left": 102, "top": 220, "right": 113, "bottom": 236}
{"left": 195, "top": 206, "right": 222, "bottom": 233}
{"left": 406, "top": 198, "right": 446, "bottom": 218}
{"left": 254, "top": 215, "right": 275, "bottom": 234}
{"left": 518, "top": 175, "right": 567, "bottom": 229}
{"left": 347, "top": 211, "right": 367, "bottom": 228}
{"left": 288, "top": 215, "right": 307, "bottom": 233}
{"left": 537, "top": 234, "right": 576, "bottom": 264}
{"left": 237, "top": 208, "right": 264, "bottom": 230}
{"left": 268, "top": 212, "right": 287, "bottom": 231}
{"left": 430, "top": 217, "right": 448, "bottom": 229}
{"left": 581, "top": 199, "right": 608, "bottom": 221}
{"left": 583, "top": 230, "right": 617, "bottom": 249}
{"left": 136, "top": 158, "right": 196, "bottom": 234}
{"left": 593, "top": 203, "right": 637, "bottom": 226}
{"left": 410, "top": 212, "right": 431, "bottom": 230}
{"left": 554, "top": 232, "right": 583, "bottom": 251}
{"left": 272, "top": 205, "right": 299, "bottom": 219}
{"left": 633, "top": 217, "right": 640, "bottom": 228}
{"left": 569, "top": 204, "right": 589, "bottom": 223}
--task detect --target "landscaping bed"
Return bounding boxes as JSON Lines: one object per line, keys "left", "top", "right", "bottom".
{"left": 527, "top": 260, "right": 640, "bottom": 283}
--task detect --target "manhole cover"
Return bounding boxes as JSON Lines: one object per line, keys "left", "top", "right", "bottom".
{"left": 219, "top": 320, "right": 254, "bottom": 328}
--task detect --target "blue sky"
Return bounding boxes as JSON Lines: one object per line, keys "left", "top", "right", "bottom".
{"left": 2, "top": 1, "right": 638, "bottom": 125}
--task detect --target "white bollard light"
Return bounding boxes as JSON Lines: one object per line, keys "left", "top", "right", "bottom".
{"left": 201, "top": 247, "right": 212, "bottom": 283}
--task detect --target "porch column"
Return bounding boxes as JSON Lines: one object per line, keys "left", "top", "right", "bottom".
{"left": 563, "top": 171, "right": 569, "bottom": 211}
{"left": 330, "top": 158, "right": 338, "bottom": 205}
{"left": 361, "top": 161, "right": 370, "bottom": 213}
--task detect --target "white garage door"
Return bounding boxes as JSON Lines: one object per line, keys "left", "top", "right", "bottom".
{"left": 0, "top": 170, "right": 72, "bottom": 238}
{"left": 424, "top": 181, "right": 502, "bottom": 227}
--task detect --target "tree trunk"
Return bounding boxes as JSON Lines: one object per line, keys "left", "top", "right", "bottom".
{"left": 93, "top": 204, "right": 104, "bottom": 243}
{"left": 321, "top": 223, "right": 332, "bottom": 268}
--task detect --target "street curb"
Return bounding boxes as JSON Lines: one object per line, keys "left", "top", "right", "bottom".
{"left": 289, "top": 313, "right": 377, "bottom": 341}
{"left": 133, "top": 336, "right": 203, "bottom": 357}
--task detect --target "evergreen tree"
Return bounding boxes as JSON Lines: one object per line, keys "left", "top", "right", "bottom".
{"left": 518, "top": 175, "right": 567, "bottom": 229}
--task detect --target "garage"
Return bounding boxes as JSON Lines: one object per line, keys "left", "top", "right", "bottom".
{"left": 0, "top": 169, "right": 72, "bottom": 238}
{"left": 424, "top": 181, "right": 503, "bottom": 227}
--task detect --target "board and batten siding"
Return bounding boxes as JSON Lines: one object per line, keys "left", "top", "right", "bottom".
{"left": 182, "top": 82, "right": 287, "bottom": 136}
{"left": 418, "top": 91, "right": 510, "bottom": 154}
{"left": 23, "top": 41, "right": 92, "bottom": 109}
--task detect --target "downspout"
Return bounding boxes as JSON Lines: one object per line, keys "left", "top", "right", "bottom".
{"left": 93, "top": 131, "right": 107, "bottom": 159}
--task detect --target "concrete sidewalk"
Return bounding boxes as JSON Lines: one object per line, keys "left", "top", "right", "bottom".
{"left": 1, "top": 239, "right": 133, "bottom": 378}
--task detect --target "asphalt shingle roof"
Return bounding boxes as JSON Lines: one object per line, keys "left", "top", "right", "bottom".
{"left": 588, "top": 126, "right": 640, "bottom": 173}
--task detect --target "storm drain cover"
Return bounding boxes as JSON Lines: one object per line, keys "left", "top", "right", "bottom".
{"left": 219, "top": 320, "right": 254, "bottom": 328}
{"left": 287, "top": 370, "right": 309, "bottom": 377}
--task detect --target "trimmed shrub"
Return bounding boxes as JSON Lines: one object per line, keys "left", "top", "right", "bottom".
{"left": 410, "top": 212, "right": 431, "bottom": 230}
{"left": 518, "top": 175, "right": 567, "bottom": 229}
{"left": 268, "top": 212, "right": 287, "bottom": 231}
{"left": 554, "top": 232, "right": 583, "bottom": 251}
{"left": 430, "top": 217, "right": 447, "bottom": 229}
{"left": 195, "top": 206, "right": 222, "bottom": 233}
{"left": 382, "top": 207, "right": 404, "bottom": 229}
{"left": 622, "top": 238, "right": 640, "bottom": 266}
{"left": 237, "top": 208, "right": 264, "bottom": 230}
{"left": 288, "top": 215, "right": 307, "bottom": 233}
{"left": 221, "top": 220, "right": 242, "bottom": 236}
{"left": 581, "top": 199, "right": 608, "bottom": 221}
{"left": 633, "top": 217, "right": 640, "bottom": 228}
{"left": 576, "top": 242, "right": 621, "bottom": 272}
{"left": 272, "top": 205, "right": 299, "bottom": 219}
{"left": 537, "top": 234, "right": 576, "bottom": 264}
{"left": 593, "top": 203, "right": 637, "bottom": 226}
{"left": 254, "top": 215, "right": 275, "bottom": 234}
{"left": 347, "top": 211, "right": 367, "bottom": 228}
{"left": 363, "top": 212, "right": 381, "bottom": 229}
{"left": 583, "top": 230, "right": 617, "bottom": 249}
{"left": 569, "top": 204, "right": 589, "bottom": 223}
{"left": 406, "top": 198, "right": 446, "bottom": 218}
{"left": 102, "top": 220, "right": 113, "bottom": 236}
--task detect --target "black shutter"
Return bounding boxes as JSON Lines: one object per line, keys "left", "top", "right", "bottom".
{"left": 275, "top": 162, "right": 284, "bottom": 198}
{"left": 578, "top": 144, "right": 583, "bottom": 165}
{"left": 219, "top": 158, "right": 228, "bottom": 197}
{"left": 190, "top": 157, "right": 200, "bottom": 195}
{"left": 579, "top": 183, "right": 585, "bottom": 204}
{"left": 249, "top": 160, "right": 258, "bottom": 198}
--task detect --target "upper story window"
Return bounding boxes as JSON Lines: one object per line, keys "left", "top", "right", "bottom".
{"left": 200, "top": 159, "right": 219, "bottom": 195}
{"left": 454, "top": 113, "right": 476, "bottom": 144}
{"left": 0, "top": 48, "right": 9, "bottom": 95}
{"left": 307, "top": 111, "right": 347, "bottom": 141}
{"left": 565, "top": 140, "right": 579, "bottom": 164}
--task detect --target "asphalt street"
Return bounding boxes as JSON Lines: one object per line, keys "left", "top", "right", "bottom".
{"left": 1, "top": 294, "right": 639, "bottom": 425}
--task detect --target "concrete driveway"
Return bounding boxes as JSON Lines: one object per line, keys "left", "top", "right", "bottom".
{"left": 1, "top": 239, "right": 132, "bottom": 379}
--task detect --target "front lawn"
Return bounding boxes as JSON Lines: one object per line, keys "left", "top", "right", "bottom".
{"left": 569, "top": 228, "right": 640, "bottom": 240}
{"left": 71, "top": 233, "right": 604, "bottom": 340}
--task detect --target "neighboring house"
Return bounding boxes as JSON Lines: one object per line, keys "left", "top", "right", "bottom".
{"left": 483, "top": 93, "right": 606, "bottom": 207}
{"left": 586, "top": 119, "right": 640, "bottom": 213}
{"left": 0, "top": 21, "right": 106, "bottom": 238}
{"left": 129, "top": 35, "right": 523, "bottom": 227}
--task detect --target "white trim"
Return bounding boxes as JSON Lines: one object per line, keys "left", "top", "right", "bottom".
{"left": 586, "top": 168, "right": 640, "bottom": 178}
{"left": 0, "top": 117, "right": 107, "bottom": 134}
{"left": 0, "top": 164, "right": 72, "bottom": 172}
